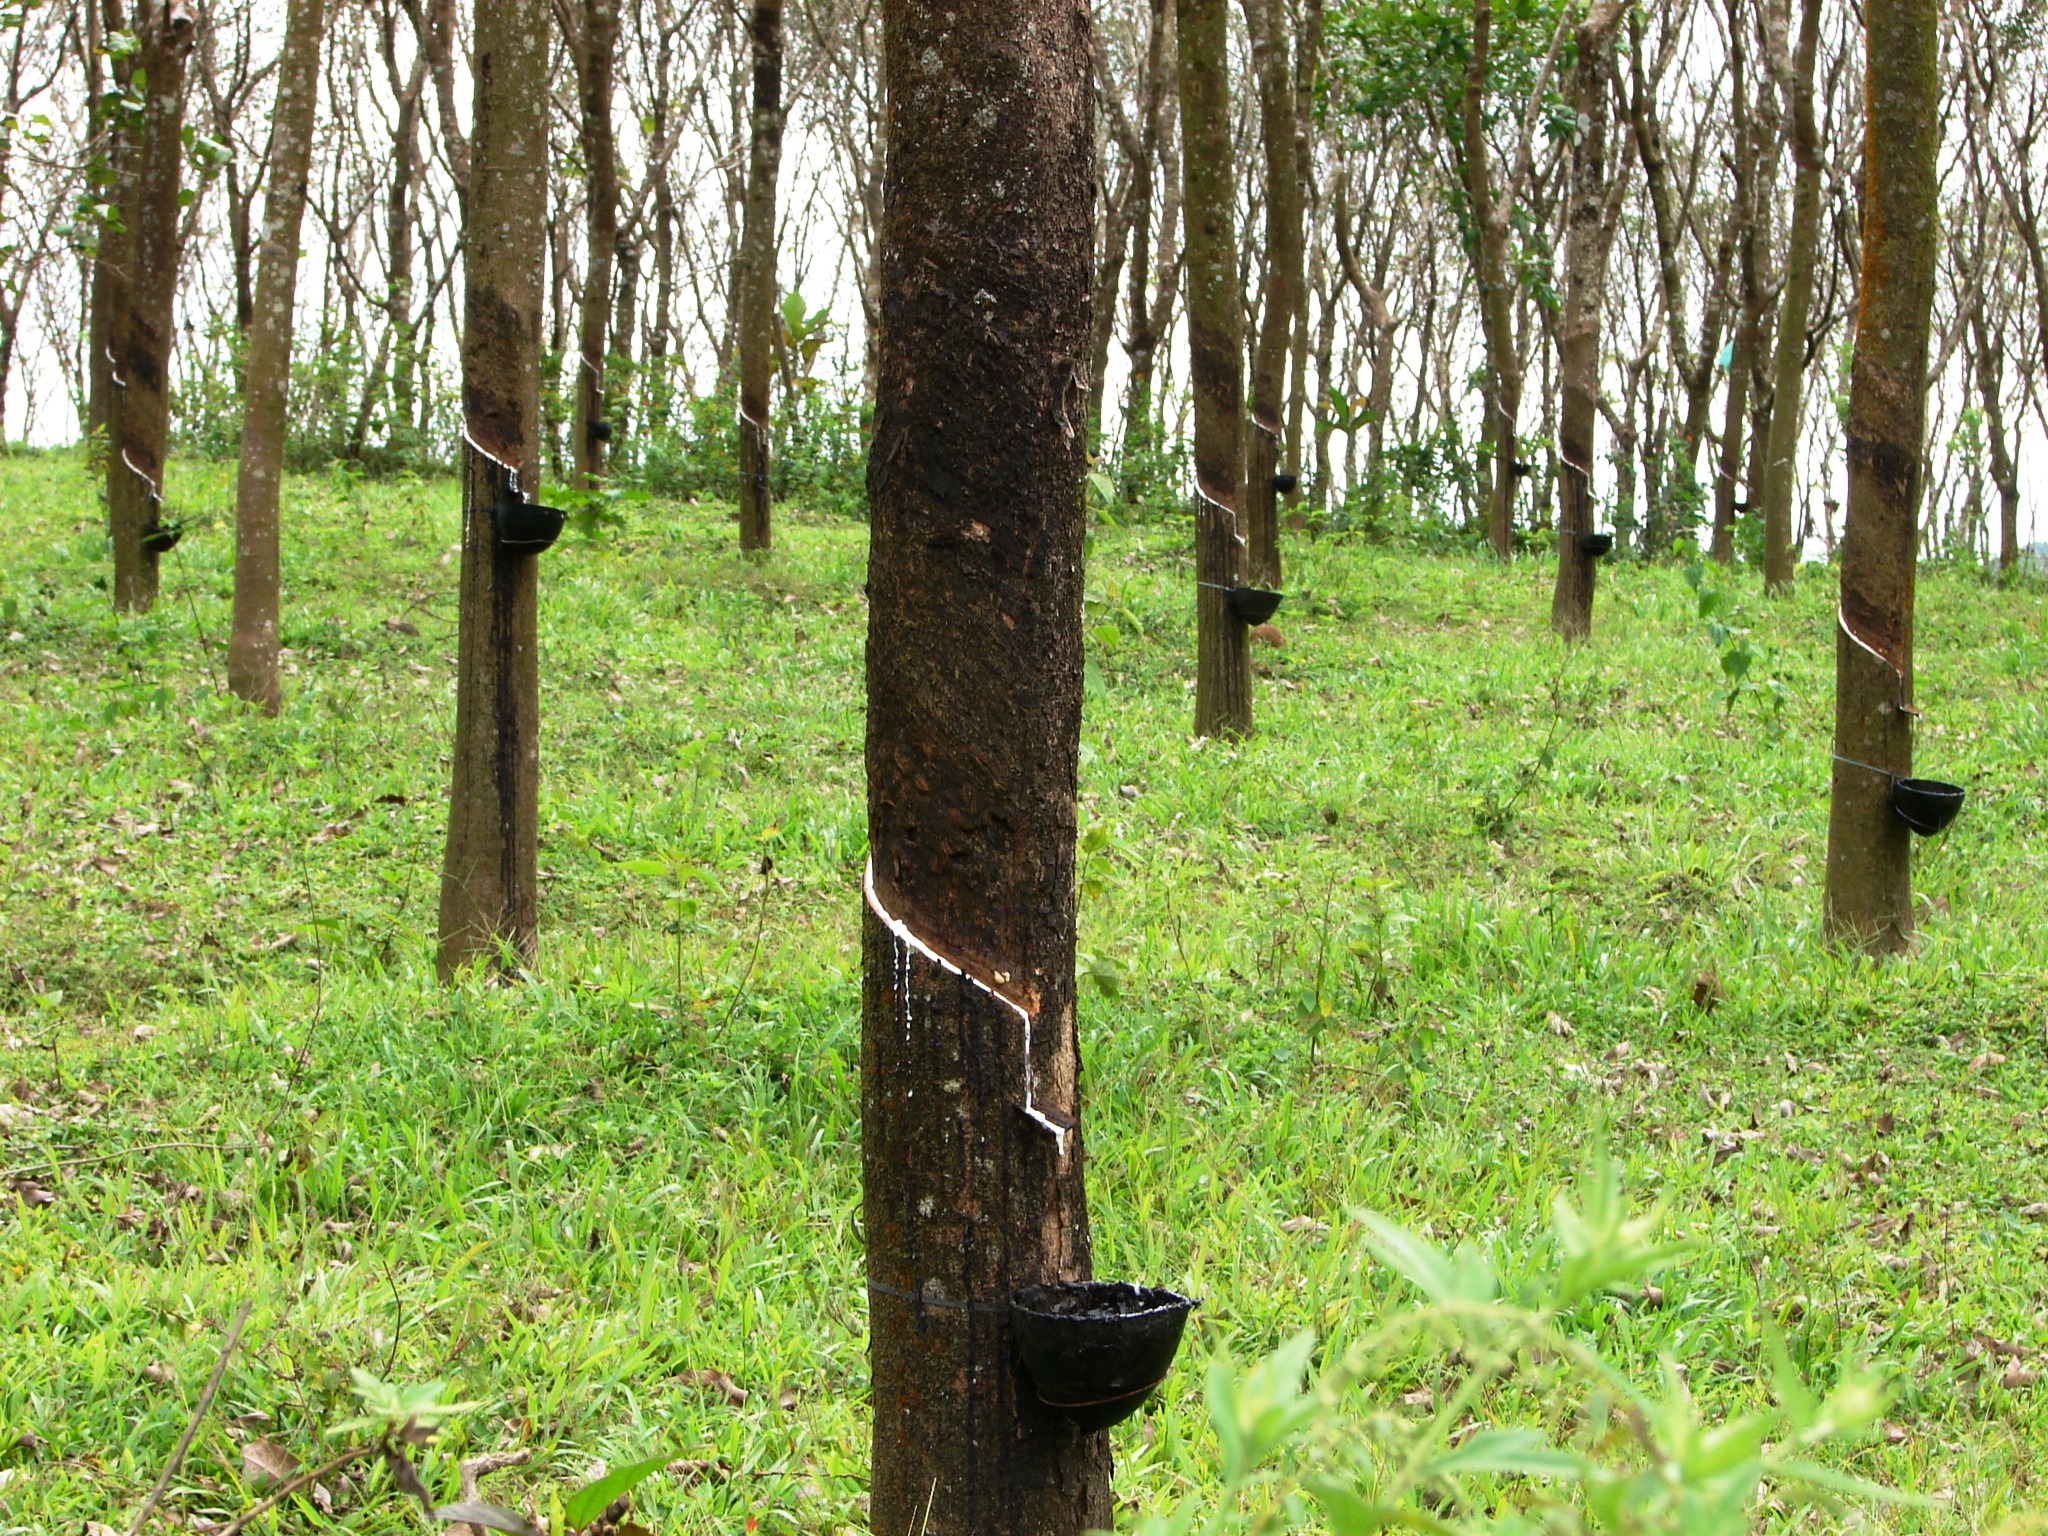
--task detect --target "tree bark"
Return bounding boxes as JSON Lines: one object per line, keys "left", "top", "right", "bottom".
{"left": 228, "top": 0, "right": 327, "bottom": 712}
{"left": 105, "top": 0, "right": 197, "bottom": 616}
{"left": 736, "top": 0, "right": 783, "bottom": 552}
{"left": 1242, "top": 0, "right": 1301, "bottom": 588}
{"left": 1968, "top": 306, "right": 2020, "bottom": 571}
{"left": 1461, "top": 0, "right": 1521, "bottom": 560}
{"left": 571, "top": 0, "right": 620, "bottom": 490}
{"left": 1551, "top": 2, "right": 1627, "bottom": 640}
{"left": 1761, "top": 0, "right": 1821, "bottom": 592}
{"left": 1122, "top": 0, "right": 1174, "bottom": 477}
{"left": 1179, "top": 0, "right": 1252, "bottom": 736}
{"left": 437, "top": 0, "right": 549, "bottom": 979}
{"left": 863, "top": 3, "right": 1108, "bottom": 1534}
{"left": 1823, "top": 0, "right": 1940, "bottom": 954}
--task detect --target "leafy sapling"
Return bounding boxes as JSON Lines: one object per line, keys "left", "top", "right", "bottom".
{"left": 1129, "top": 1155, "right": 1915, "bottom": 1536}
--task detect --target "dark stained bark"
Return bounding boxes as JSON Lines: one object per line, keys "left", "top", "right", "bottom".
{"left": 1551, "top": 2, "right": 1627, "bottom": 640}
{"left": 437, "top": 0, "right": 549, "bottom": 979}
{"left": 863, "top": 3, "right": 1108, "bottom": 1534}
{"left": 571, "top": 0, "right": 620, "bottom": 490}
{"left": 736, "top": 0, "right": 783, "bottom": 551}
{"left": 1242, "top": 0, "right": 1302, "bottom": 588}
{"left": 105, "top": 0, "right": 197, "bottom": 616}
{"left": 1179, "top": 0, "right": 1252, "bottom": 736}
{"left": 228, "top": 0, "right": 327, "bottom": 712}
{"left": 1761, "top": 0, "right": 1822, "bottom": 592}
{"left": 1823, "top": 0, "right": 1940, "bottom": 954}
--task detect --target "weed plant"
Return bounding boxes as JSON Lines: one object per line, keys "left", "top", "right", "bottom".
{"left": 0, "top": 451, "right": 2044, "bottom": 1531}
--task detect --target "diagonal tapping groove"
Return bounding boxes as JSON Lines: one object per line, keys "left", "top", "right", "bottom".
{"left": 863, "top": 857, "right": 1071, "bottom": 1155}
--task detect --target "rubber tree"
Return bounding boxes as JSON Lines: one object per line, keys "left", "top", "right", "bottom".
{"left": 228, "top": 0, "right": 328, "bottom": 713}
{"left": 1243, "top": 0, "right": 1302, "bottom": 589}
{"left": 1122, "top": 0, "right": 1176, "bottom": 478}
{"left": 569, "top": 0, "right": 620, "bottom": 490}
{"left": 736, "top": 0, "right": 783, "bottom": 552}
{"left": 1550, "top": 0, "right": 1628, "bottom": 641}
{"left": 1822, "top": 0, "right": 1940, "bottom": 953}
{"left": 1759, "top": 0, "right": 1822, "bottom": 592}
{"left": 437, "top": 0, "right": 549, "bottom": 979}
{"left": 104, "top": 0, "right": 196, "bottom": 615}
{"left": 1458, "top": 0, "right": 1540, "bottom": 561}
{"left": 86, "top": 0, "right": 132, "bottom": 452}
{"left": 1180, "top": 0, "right": 1253, "bottom": 737}
{"left": 862, "top": 2, "right": 1108, "bottom": 1533}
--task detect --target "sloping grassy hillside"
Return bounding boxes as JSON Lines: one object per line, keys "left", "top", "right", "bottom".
{"left": 0, "top": 448, "right": 2044, "bottom": 1532}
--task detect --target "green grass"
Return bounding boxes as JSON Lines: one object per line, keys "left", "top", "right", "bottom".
{"left": 0, "top": 447, "right": 2045, "bottom": 1533}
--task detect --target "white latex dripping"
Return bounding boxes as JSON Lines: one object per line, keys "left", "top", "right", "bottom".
{"left": 865, "top": 857, "right": 1070, "bottom": 1157}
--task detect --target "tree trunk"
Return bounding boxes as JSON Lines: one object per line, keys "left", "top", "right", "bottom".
{"left": 863, "top": 3, "right": 1108, "bottom": 1534}
{"left": 1823, "top": 0, "right": 1940, "bottom": 954}
{"left": 1123, "top": 0, "right": 1174, "bottom": 479}
{"left": 1285, "top": 0, "right": 1321, "bottom": 502}
{"left": 736, "top": 0, "right": 783, "bottom": 552}
{"left": 1968, "top": 306, "right": 2020, "bottom": 571}
{"left": 1242, "top": 0, "right": 1301, "bottom": 588}
{"left": 1760, "top": 0, "right": 1820, "bottom": 593}
{"left": 228, "top": 0, "right": 327, "bottom": 712}
{"left": 105, "top": 0, "right": 197, "bottom": 616}
{"left": 571, "top": 0, "right": 619, "bottom": 491}
{"left": 437, "top": 0, "right": 549, "bottom": 979}
{"left": 1462, "top": 0, "right": 1521, "bottom": 560}
{"left": 1551, "top": 3, "right": 1626, "bottom": 640}
{"left": 1179, "top": 0, "right": 1252, "bottom": 737}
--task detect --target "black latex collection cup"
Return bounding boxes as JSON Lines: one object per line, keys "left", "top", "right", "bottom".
{"left": 1010, "top": 1281, "right": 1198, "bottom": 1431}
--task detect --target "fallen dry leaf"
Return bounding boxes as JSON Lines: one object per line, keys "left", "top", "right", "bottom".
{"left": 242, "top": 1437, "right": 302, "bottom": 1491}
{"left": 2001, "top": 1366, "right": 2040, "bottom": 1389}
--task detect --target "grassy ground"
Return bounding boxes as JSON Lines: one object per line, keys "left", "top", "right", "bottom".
{"left": 0, "top": 447, "right": 2045, "bottom": 1533}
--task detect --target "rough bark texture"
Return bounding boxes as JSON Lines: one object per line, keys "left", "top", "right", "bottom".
{"left": 1243, "top": 0, "right": 1301, "bottom": 588}
{"left": 1761, "top": 0, "right": 1821, "bottom": 593}
{"left": 1823, "top": 0, "right": 1940, "bottom": 954}
{"left": 736, "top": 0, "right": 783, "bottom": 552}
{"left": 1180, "top": 0, "right": 1252, "bottom": 737}
{"left": 105, "top": 0, "right": 196, "bottom": 615}
{"left": 572, "top": 0, "right": 620, "bottom": 490}
{"left": 1551, "top": 3, "right": 1626, "bottom": 640}
{"left": 228, "top": 0, "right": 327, "bottom": 712}
{"left": 1461, "top": 0, "right": 1521, "bottom": 560}
{"left": 863, "top": 5, "right": 1108, "bottom": 1534}
{"left": 437, "top": 0, "right": 549, "bottom": 979}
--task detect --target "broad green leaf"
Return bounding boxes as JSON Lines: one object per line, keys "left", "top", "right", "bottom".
{"left": 1771, "top": 1458, "right": 1933, "bottom": 1507}
{"left": 1426, "top": 1428, "right": 1584, "bottom": 1480}
{"left": 562, "top": 1456, "right": 670, "bottom": 1529}
{"left": 1355, "top": 1212, "right": 1495, "bottom": 1305}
